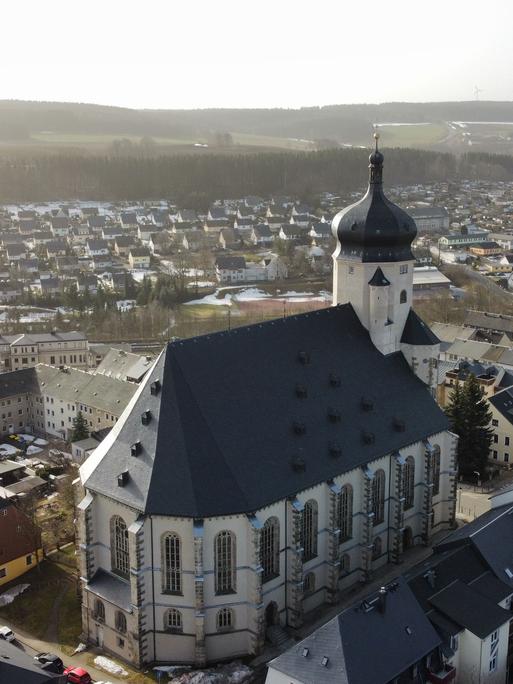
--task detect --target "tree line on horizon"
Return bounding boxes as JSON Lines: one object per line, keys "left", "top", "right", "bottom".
{"left": 0, "top": 147, "right": 512, "bottom": 204}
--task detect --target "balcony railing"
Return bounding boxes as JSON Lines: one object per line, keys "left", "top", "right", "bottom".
{"left": 427, "top": 664, "right": 456, "bottom": 684}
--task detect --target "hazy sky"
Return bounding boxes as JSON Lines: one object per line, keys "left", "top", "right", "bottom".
{"left": 2, "top": 0, "right": 512, "bottom": 110}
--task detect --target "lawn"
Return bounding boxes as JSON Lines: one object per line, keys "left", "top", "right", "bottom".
{"left": 0, "top": 554, "right": 82, "bottom": 652}
{"left": 376, "top": 122, "right": 447, "bottom": 147}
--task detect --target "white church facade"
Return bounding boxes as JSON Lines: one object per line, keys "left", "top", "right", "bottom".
{"left": 77, "top": 141, "right": 457, "bottom": 668}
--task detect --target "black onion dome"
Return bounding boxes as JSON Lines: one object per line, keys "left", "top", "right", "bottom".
{"left": 332, "top": 142, "right": 416, "bottom": 263}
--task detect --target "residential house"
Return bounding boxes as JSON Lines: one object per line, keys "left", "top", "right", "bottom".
{"left": 88, "top": 215, "right": 107, "bottom": 231}
{"left": 128, "top": 247, "right": 151, "bottom": 269}
{"left": 176, "top": 209, "right": 198, "bottom": 223}
{"left": 95, "top": 348, "right": 154, "bottom": 383}
{"left": 469, "top": 242, "right": 503, "bottom": 257}
{"left": 0, "top": 331, "right": 89, "bottom": 372}
{"left": 114, "top": 235, "right": 136, "bottom": 257}
{"left": 86, "top": 239, "right": 110, "bottom": 257}
{"left": 215, "top": 255, "right": 246, "bottom": 282}
{"left": 55, "top": 255, "right": 79, "bottom": 273}
{"left": 50, "top": 216, "right": 71, "bottom": 236}
{"left": 102, "top": 224, "right": 124, "bottom": 241}
{"left": 250, "top": 224, "right": 274, "bottom": 246}
{"left": 120, "top": 212, "right": 139, "bottom": 230}
{"left": 45, "top": 240, "right": 68, "bottom": 258}
{"left": 0, "top": 497, "right": 43, "bottom": 587}
{"left": 6, "top": 244, "right": 27, "bottom": 262}
{"left": 0, "top": 281, "right": 22, "bottom": 303}
{"left": 207, "top": 207, "right": 226, "bottom": 221}
{"left": 279, "top": 225, "right": 308, "bottom": 241}
{"left": 408, "top": 206, "right": 450, "bottom": 233}
{"left": 219, "top": 228, "right": 242, "bottom": 250}
{"left": 203, "top": 219, "right": 230, "bottom": 233}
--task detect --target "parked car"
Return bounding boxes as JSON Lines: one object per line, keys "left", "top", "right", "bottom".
{"left": 63, "top": 666, "right": 92, "bottom": 684}
{"left": 34, "top": 652, "right": 64, "bottom": 673}
{"left": 0, "top": 626, "right": 15, "bottom": 641}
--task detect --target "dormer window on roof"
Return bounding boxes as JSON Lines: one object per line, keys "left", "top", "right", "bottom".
{"left": 150, "top": 380, "right": 161, "bottom": 396}
{"left": 118, "top": 470, "right": 130, "bottom": 487}
{"left": 141, "top": 410, "right": 152, "bottom": 426}
{"left": 131, "top": 441, "right": 142, "bottom": 457}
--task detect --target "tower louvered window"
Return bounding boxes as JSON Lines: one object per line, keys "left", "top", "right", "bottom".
{"left": 215, "top": 531, "right": 236, "bottom": 594}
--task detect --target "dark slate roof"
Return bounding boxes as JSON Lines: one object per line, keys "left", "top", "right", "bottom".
{"left": 215, "top": 256, "right": 246, "bottom": 269}
{"left": 269, "top": 577, "right": 440, "bottom": 684}
{"left": 86, "top": 569, "right": 132, "bottom": 611}
{"left": 436, "top": 503, "right": 513, "bottom": 588}
{"left": 429, "top": 580, "right": 510, "bottom": 638}
{"left": 465, "top": 310, "right": 513, "bottom": 334}
{"left": 332, "top": 149, "right": 417, "bottom": 263}
{"left": 401, "top": 309, "right": 440, "bottom": 346}
{"left": 83, "top": 304, "right": 449, "bottom": 517}
{"left": 0, "top": 640, "right": 62, "bottom": 683}
{"left": 489, "top": 388, "right": 513, "bottom": 427}
{"left": 0, "top": 367, "right": 38, "bottom": 399}
{"left": 409, "top": 206, "right": 449, "bottom": 219}
{"left": 368, "top": 267, "right": 390, "bottom": 287}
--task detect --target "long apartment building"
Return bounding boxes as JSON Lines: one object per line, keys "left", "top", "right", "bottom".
{"left": 0, "top": 331, "right": 89, "bottom": 372}
{"left": 0, "top": 364, "right": 137, "bottom": 440}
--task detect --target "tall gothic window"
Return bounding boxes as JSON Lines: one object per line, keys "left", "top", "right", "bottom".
{"left": 403, "top": 457, "right": 415, "bottom": 510}
{"left": 162, "top": 533, "right": 182, "bottom": 594}
{"left": 337, "top": 485, "right": 353, "bottom": 543}
{"left": 301, "top": 500, "right": 318, "bottom": 561}
{"left": 400, "top": 289, "right": 407, "bottom": 304}
{"left": 261, "top": 517, "right": 279, "bottom": 583}
{"left": 372, "top": 470, "right": 386, "bottom": 526}
{"left": 115, "top": 611, "right": 126, "bottom": 633}
{"left": 94, "top": 598, "right": 105, "bottom": 622}
{"left": 303, "top": 572, "right": 315, "bottom": 596}
{"left": 111, "top": 515, "right": 129, "bottom": 578}
{"left": 372, "top": 536, "right": 382, "bottom": 560}
{"left": 164, "top": 608, "right": 183, "bottom": 633}
{"left": 214, "top": 531, "right": 236, "bottom": 594}
{"left": 432, "top": 445, "right": 441, "bottom": 496}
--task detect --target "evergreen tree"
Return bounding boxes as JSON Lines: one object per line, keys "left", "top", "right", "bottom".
{"left": 70, "top": 411, "right": 89, "bottom": 442}
{"left": 446, "top": 375, "right": 493, "bottom": 477}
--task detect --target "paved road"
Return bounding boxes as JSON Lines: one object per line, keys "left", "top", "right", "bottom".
{"left": 1, "top": 620, "right": 125, "bottom": 683}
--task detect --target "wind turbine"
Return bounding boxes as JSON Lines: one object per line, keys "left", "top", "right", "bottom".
{"left": 474, "top": 85, "right": 483, "bottom": 101}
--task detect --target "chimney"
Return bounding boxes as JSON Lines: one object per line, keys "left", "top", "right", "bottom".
{"left": 377, "top": 586, "right": 387, "bottom": 614}
{"left": 425, "top": 569, "right": 436, "bottom": 589}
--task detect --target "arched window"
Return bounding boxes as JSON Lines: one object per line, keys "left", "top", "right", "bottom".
{"left": 115, "top": 611, "right": 126, "bottom": 633}
{"left": 261, "top": 517, "right": 280, "bottom": 583}
{"left": 400, "top": 289, "right": 407, "bottom": 304}
{"left": 164, "top": 608, "right": 183, "bottom": 633}
{"left": 372, "top": 470, "right": 386, "bottom": 526}
{"left": 303, "top": 572, "right": 315, "bottom": 595}
{"left": 339, "top": 553, "right": 351, "bottom": 577}
{"left": 337, "top": 485, "right": 353, "bottom": 543}
{"left": 403, "top": 457, "right": 415, "bottom": 510}
{"left": 110, "top": 515, "right": 129, "bottom": 578}
{"left": 216, "top": 607, "right": 234, "bottom": 631}
{"left": 301, "top": 500, "right": 318, "bottom": 562}
{"left": 432, "top": 445, "right": 441, "bottom": 496}
{"left": 372, "top": 536, "right": 382, "bottom": 560}
{"left": 94, "top": 599, "right": 105, "bottom": 623}
{"left": 214, "top": 531, "right": 236, "bottom": 594}
{"left": 162, "top": 533, "right": 182, "bottom": 594}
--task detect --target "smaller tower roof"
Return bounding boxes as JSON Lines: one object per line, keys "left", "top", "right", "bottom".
{"left": 368, "top": 267, "right": 391, "bottom": 287}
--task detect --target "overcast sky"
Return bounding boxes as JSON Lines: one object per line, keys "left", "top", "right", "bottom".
{"left": 1, "top": 0, "right": 512, "bottom": 110}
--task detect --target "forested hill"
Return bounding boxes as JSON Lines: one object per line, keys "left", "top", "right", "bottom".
{"left": 2, "top": 100, "right": 513, "bottom": 154}
{"left": 1, "top": 147, "right": 513, "bottom": 204}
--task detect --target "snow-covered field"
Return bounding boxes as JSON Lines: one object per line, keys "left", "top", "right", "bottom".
{"left": 185, "top": 287, "right": 332, "bottom": 306}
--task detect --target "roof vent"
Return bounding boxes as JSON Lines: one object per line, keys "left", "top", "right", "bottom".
{"left": 295, "top": 384, "right": 308, "bottom": 399}
{"left": 131, "top": 441, "right": 142, "bottom": 457}
{"left": 293, "top": 421, "right": 306, "bottom": 435}
{"left": 150, "top": 380, "right": 161, "bottom": 396}
{"left": 291, "top": 455, "right": 306, "bottom": 472}
{"left": 328, "top": 407, "right": 341, "bottom": 423}
{"left": 321, "top": 656, "right": 329, "bottom": 667}
{"left": 298, "top": 351, "right": 310, "bottom": 365}
{"left": 329, "top": 373, "right": 341, "bottom": 388}
{"left": 302, "top": 647, "right": 309, "bottom": 658}
{"left": 141, "top": 410, "right": 152, "bottom": 426}
{"left": 362, "top": 431, "right": 375, "bottom": 445}
{"left": 405, "top": 626, "right": 413, "bottom": 636}
{"left": 361, "top": 397, "right": 374, "bottom": 412}
{"left": 118, "top": 470, "right": 130, "bottom": 487}
{"left": 328, "top": 441, "right": 342, "bottom": 458}
{"left": 393, "top": 418, "right": 406, "bottom": 432}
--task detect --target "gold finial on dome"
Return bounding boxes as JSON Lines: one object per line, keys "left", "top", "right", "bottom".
{"left": 373, "top": 130, "right": 380, "bottom": 150}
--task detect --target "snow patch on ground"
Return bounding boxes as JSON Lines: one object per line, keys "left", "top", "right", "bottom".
{"left": 0, "top": 443, "right": 19, "bottom": 456}
{"left": 168, "top": 661, "right": 252, "bottom": 683}
{"left": 94, "top": 655, "right": 128, "bottom": 677}
{"left": 0, "top": 583, "right": 30, "bottom": 607}
{"left": 26, "top": 445, "right": 43, "bottom": 455}
{"left": 34, "top": 438, "right": 49, "bottom": 446}
{"left": 185, "top": 287, "right": 332, "bottom": 306}
{"left": 17, "top": 434, "right": 35, "bottom": 443}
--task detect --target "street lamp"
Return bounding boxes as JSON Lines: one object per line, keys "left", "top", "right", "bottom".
{"left": 473, "top": 470, "right": 481, "bottom": 489}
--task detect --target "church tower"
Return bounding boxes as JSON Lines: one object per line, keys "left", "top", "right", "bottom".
{"left": 332, "top": 135, "right": 439, "bottom": 388}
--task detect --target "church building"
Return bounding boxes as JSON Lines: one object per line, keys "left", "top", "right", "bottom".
{"left": 77, "top": 139, "right": 457, "bottom": 668}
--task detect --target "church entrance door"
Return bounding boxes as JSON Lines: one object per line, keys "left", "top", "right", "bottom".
{"left": 265, "top": 601, "right": 279, "bottom": 628}
{"left": 402, "top": 526, "right": 413, "bottom": 550}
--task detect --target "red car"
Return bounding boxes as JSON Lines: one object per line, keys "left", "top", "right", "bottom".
{"left": 63, "top": 666, "right": 92, "bottom": 684}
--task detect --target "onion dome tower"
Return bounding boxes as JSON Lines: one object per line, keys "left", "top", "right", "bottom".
{"left": 331, "top": 134, "right": 418, "bottom": 356}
